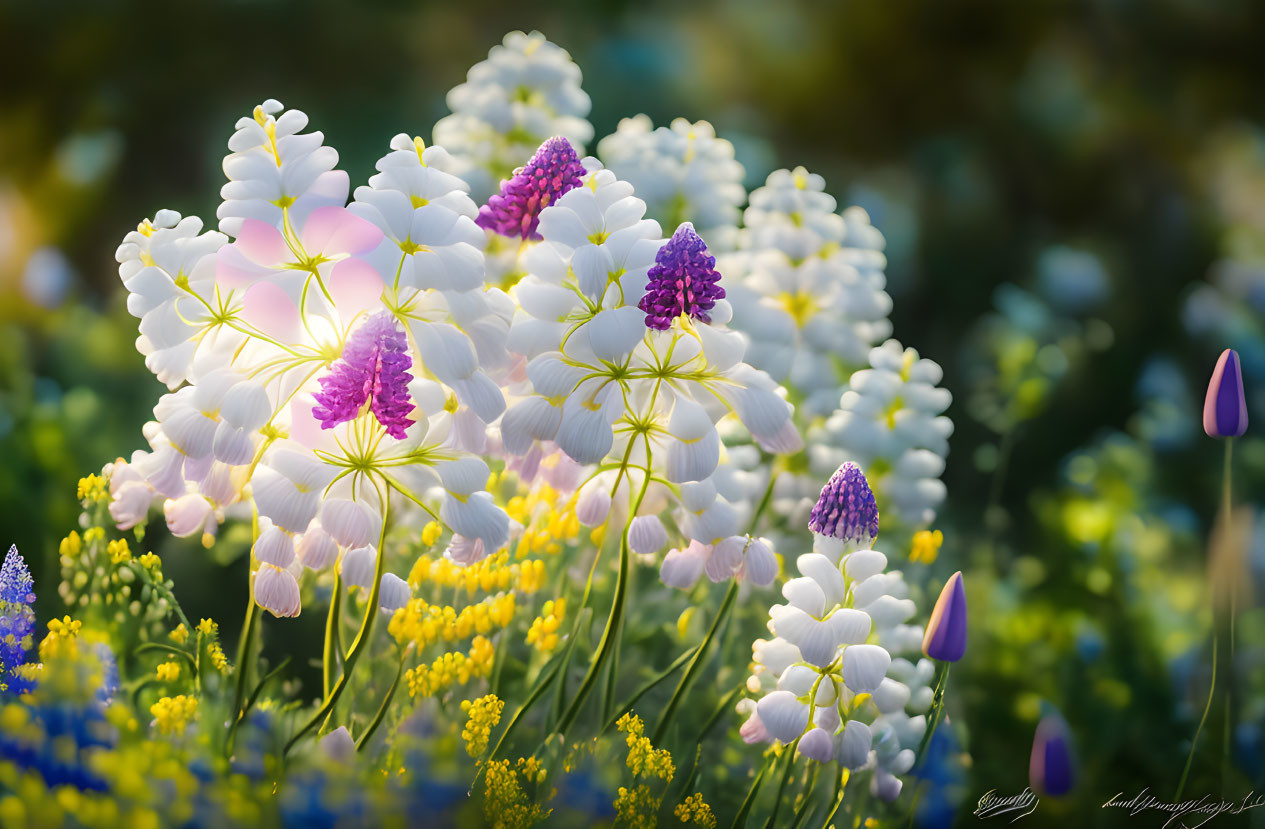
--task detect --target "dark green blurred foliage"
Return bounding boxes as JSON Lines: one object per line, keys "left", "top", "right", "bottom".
{"left": 6, "top": 0, "right": 1265, "bottom": 823}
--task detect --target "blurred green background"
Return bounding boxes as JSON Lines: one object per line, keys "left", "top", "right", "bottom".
{"left": 5, "top": 0, "right": 1265, "bottom": 821}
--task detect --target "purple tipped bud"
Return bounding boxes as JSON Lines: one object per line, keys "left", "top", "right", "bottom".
{"left": 638, "top": 223, "right": 726, "bottom": 331}
{"left": 312, "top": 312, "right": 415, "bottom": 439}
{"left": 476, "top": 137, "right": 585, "bottom": 240}
{"left": 0, "top": 544, "right": 36, "bottom": 695}
{"left": 1203, "top": 348, "right": 1247, "bottom": 438}
{"left": 808, "top": 462, "right": 879, "bottom": 546}
{"left": 922, "top": 571, "right": 967, "bottom": 662}
{"left": 1029, "top": 712, "right": 1075, "bottom": 796}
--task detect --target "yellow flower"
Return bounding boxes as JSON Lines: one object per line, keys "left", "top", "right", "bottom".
{"left": 59, "top": 531, "right": 82, "bottom": 558}
{"left": 910, "top": 529, "right": 943, "bottom": 564}
{"left": 156, "top": 662, "right": 180, "bottom": 682}
{"left": 617, "top": 712, "right": 674, "bottom": 782}
{"left": 462, "top": 694, "right": 505, "bottom": 758}
{"left": 107, "top": 539, "right": 131, "bottom": 565}
{"left": 169, "top": 624, "right": 189, "bottom": 645}
{"left": 483, "top": 758, "right": 550, "bottom": 828}
{"left": 40, "top": 616, "right": 82, "bottom": 660}
{"left": 138, "top": 552, "right": 162, "bottom": 573}
{"left": 614, "top": 784, "right": 660, "bottom": 829}
{"left": 196, "top": 619, "right": 216, "bottom": 636}
{"left": 77, "top": 474, "right": 108, "bottom": 503}
{"left": 674, "top": 793, "right": 716, "bottom": 828}
{"left": 208, "top": 644, "right": 229, "bottom": 673}
{"left": 150, "top": 695, "right": 197, "bottom": 735}
{"left": 421, "top": 521, "right": 444, "bottom": 546}
{"left": 525, "top": 599, "right": 566, "bottom": 652}
{"left": 404, "top": 636, "right": 496, "bottom": 698}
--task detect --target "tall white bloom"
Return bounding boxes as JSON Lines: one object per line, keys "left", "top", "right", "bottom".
{"left": 811, "top": 339, "right": 953, "bottom": 530}
{"left": 724, "top": 167, "right": 893, "bottom": 416}
{"left": 597, "top": 115, "right": 746, "bottom": 252}
{"left": 434, "top": 31, "right": 593, "bottom": 201}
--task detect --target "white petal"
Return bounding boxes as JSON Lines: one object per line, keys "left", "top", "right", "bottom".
{"left": 378, "top": 573, "right": 412, "bottom": 612}
{"left": 163, "top": 493, "right": 213, "bottom": 538}
{"left": 586, "top": 306, "right": 645, "bottom": 361}
{"left": 255, "top": 565, "right": 301, "bottom": 618}
{"left": 297, "top": 527, "right": 339, "bottom": 570}
{"left": 872, "top": 678, "right": 911, "bottom": 714}
{"left": 340, "top": 545, "right": 377, "bottom": 589}
{"left": 628, "top": 515, "right": 667, "bottom": 554}
{"left": 220, "top": 381, "right": 271, "bottom": 430}
{"left": 500, "top": 397, "right": 561, "bottom": 455}
{"left": 756, "top": 690, "right": 809, "bottom": 743}
{"left": 526, "top": 352, "right": 585, "bottom": 397}
{"left": 660, "top": 540, "right": 709, "bottom": 589}
{"left": 835, "top": 720, "right": 872, "bottom": 769}
{"left": 781, "top": 577, "right": 826, "bottom": 616}
{"left": 798, "top": 728, "right": 834, "bottom": 762}
{"left": 254, "top": 522, "right": 296, "bottom": 568}
{"left": 841, "top": 644, "right": 891, "bottom": 694}
{"left": 743, "top": 537, "right": 778, "bottom": 586}
{"left": 828, "top": 608, "right": 872, "bottom": 646}
{"left": 555, "top": 402, "right": 614, "bottom": 465}
{"left": 843, "top": 549, "right": 888, "bottom": 581}
{"left": 796, "top": 553, "right": 847, "bottom": 606}
{"left": 436, "top": 457, "right": 491, "bottom": 496}
{"left": 320, "top": 498, "right": 374, "bottom": 548}
{"left": 212, "top": 423, "right": 255, "bottom": 465}
{"left": 576, "top": 483, "right": 612, "bottom": 527}
{"left": 753, "top": 637, "right": 802, "bottom": 675}
{"left": 440, "top": 491, "right": 509, "bottom": 550}
{"left": 705, "top": 536, "right": 745, "bottom": 582}
{"left": 769, "top": 605, "right": 837, "bottom": 667}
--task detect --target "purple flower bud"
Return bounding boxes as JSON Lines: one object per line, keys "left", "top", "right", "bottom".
{"left": 922, "top": 571, "right": 967, "bottom": 662}
{"left": 638, "top": 223, "right": 725, "bottom": 331}
{"left": 0, "top": 544, "right": 36, "bottom": 695}
{"left": 475, "top": 137, "right": 585, "bottom": 240}
{"left": 1029, "top": 712, "right": 1075, "bottom": 796}
{"left": 808, "top": 462, "right": 879, "bottom": 546}
{"left": 312, "top": 312, "right": 415, "bottom": 439}
{"left": 1203, "top": 348, "right": 1247, "bottom": 438}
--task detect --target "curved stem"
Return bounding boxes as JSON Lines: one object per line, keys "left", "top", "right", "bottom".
{"left": 356, "top": 654, "right": 404, "bottom": 752}
{"left": 1222, "top": 437, "right": 1235, "bottom": 796}
{"left": 324, "top": 572, "right": 344, "bottom": 698}
{"left": 226, "top": 509, "right": 263, "bottom": 754}
{"left": 285, "top": 498, "right": 391, "bottom": 755}
{"left": 906, "top": 663, "right": 950, "bottom": 828}
{"left": 1177, "top": 635, "right": 1217, "bottom": 801}
{"left": 652, "top": 580, "right": 738, "bottom": 743}
{"left": 763, "top": 740, "right": 801, "bottom": 829}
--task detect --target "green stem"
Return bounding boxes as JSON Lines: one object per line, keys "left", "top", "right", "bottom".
{"left": 787, "top": 765, "right": 820, "bottom": 829}
{"left": 133, "top": 642, "right": 197, "bottom": 673}
{"left": 238, "top": 657, "right": 292, "bottom": 724}
{"left": 602, "top": 644, "right": 698, "bottom": 734}
{"left": 733, "top": 753, "right": 774, "bottom": 828}
{"left": 652, "top": 580, "right": 738, "bottom": 743}
{"left": 1176, "top": 635, "right": 1217, "bottom": 801}
{"left": 763, "top": 740, "right": 801, "bottom": 829}
{"left": 820, "top": 774, "right": 845, "bottom": 829}
{"left": 285, "top": 499, "right": 391, "bottom": 755}
{"left": 1222, "top": 437, "right": 1235, "bottom": 796}
{"left": 324, "top": 571, "right": 343, "bottom": 698}
{"left": 356, "top": 655, "right": 404, "bottom": 752}
{"left": 906, "top": 663, "right": 950, "bottom": 828}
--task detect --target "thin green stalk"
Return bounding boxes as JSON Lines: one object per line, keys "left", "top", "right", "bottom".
{"left": 762, "top": 740, "right": 801, "bottom": 829}
{"left": 356, "top": 655, "right": 405, "bottom": 751}
{"left": 324, "top": 571, "right": 343, "bottom": 698}
{"left": 226, "top": 510, "right": 263, "bottom": 754}
{"left": 238, "top": 657, "right": 292, "bottom": 724}
{"left": 787, "top": 765, "right": 820, "bottom": 829}
{"left": 733, "top": 753, "right": 774, "bottom": 828}
{"left": 820, "top": 774, "right": 845, "bottom": 829}
{"left": 1177, "top": 634, "right": 1218, "bottom": 801}
{"left": 1222, "top": 437, "right": 1235, "bottom": 796}
{"left": 652, "top": 579, "right": 738, "bottom": 743}
{"left": 285, "top": 499, "right": 391, "bottom": 755}
{"left": 601, "top": 644, "right": 698, "bottom": 734}
{"left": 906, "top": 663, "right": 950, "bottom": 828}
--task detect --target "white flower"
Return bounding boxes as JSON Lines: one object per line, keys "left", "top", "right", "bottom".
{"left": 254, "top": 519, "right": 296, "bottom": 568}
{"left": 296, "top": 527, "right": 340, "bottom": 570}
{"left": 597, "top": 115, "right": 745, "bottom": 252}
{"left": 340, "top": 546, "right": 376, "bottom": 589}
{"left": 255, "top": 564, "right": 301, "bottom": 618}
{"left": 434, "top": 31, "right": 593, "bottom": 201}
{"left": 811, "top": 339, "right": 954, "bottom": 529}
{"left": 378, "top": 573, "right": 412, "bottom": 613}
{"left": 724, "top": 168, "right": 893, "bottom": 416}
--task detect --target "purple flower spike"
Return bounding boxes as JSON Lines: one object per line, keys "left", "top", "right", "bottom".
{"left": 1, "top": 544, "right": 36, "bottom": 696}
{"left": 1030, "top": 712, "right": 1075, "bottom": 796}
{"left": 639, "top": 223, "right": 726, "bottom": 331}
{"left": 312, "top": 312, "right": 415, "bottom": 439}
{"left": 922, "top": 571, "right": 967, "bottom": 662}
{"left": 1203, "top": 348, "right": 1248, "bottom": 438}
{"left": 808, "top": 462, "right": 879, "bottom": 546}
{"left": 476, "top": 136, "right": 585, "bottom": 241}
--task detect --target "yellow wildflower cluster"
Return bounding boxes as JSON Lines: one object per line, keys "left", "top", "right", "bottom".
{"left": 614, "top": 784, "right": 660, "bottom": 829}
{"left": 150, "top": 695, "right": 198, "bottom": 735}
{"left": 525, "top": 599, "right": 567, "bottom": 652}
{"left": 106, "top": 538, "right": 131, "bottom": 565}
{"left": 675, "top": 793, "right": 717, "bottom": 828}
{"left": 169, "top": 624, "right": 189, "bottom": 645}
{"left": 77, "top": 474, "right": 109, "bottom": 503}
{"left": 390, "top": 593, "right": 516, "bottom": 648}
{"left": 910, "top": 529, "right": 943, "bottom": 564}
{"left": 421, "top": 520, "right": 444, "bottom": 546}
{"left": 59, "top": 531, "right": 82, "bottom": 558}
{"left": 39, "top": 616, "right": 82, "bottom": 661}
{"left": 404, "top": 636, "right": 495, "bottom": 698}
{"left": 138, "top": 552, "right": 162, "bottom": 574}
{"left": 156, "top": 662, "right": 180, "bottom": 682}
{"left": 461, "top": 694, "right": 505, "bottom": 758}
{"left": 483, "top": 758, "right": 551, "bottom": 829}
{"left": 197, "top": 618, "right": 217, "bottom": 636}
{"left": 208, "top": 642, "right": 229, "bottom": 673}
{"left": 407, "top": 551, "right": 547, "bottom": 595}
{"left": 504, "top": 481, "right": 582, "bottom": 558}
{"left": 617, "top": 713, "right": 675, "bottom": 781}
{"left": 83, "top": 527, "right": 105, "bottom": 545}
